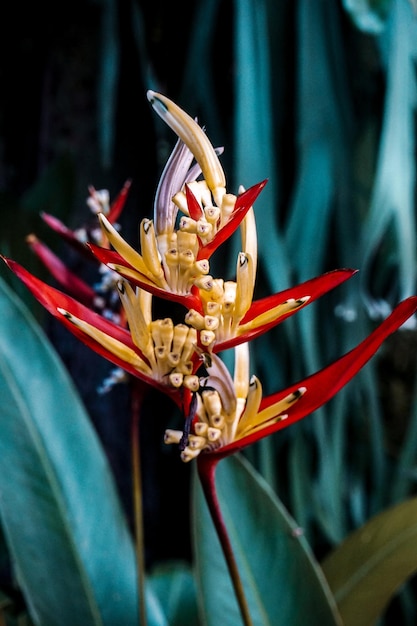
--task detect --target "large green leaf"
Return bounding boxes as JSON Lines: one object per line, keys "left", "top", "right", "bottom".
{"left": 149, "top": 561, "right": 200, "bottom": 626}
{"left": 234, "top": 0, "right": 291, "bottom": 294}
{"left": 192, "top": 454, "right": 342, "bottom": 626}
{"left": 0, "top": 277, "right": 166, "bottom": 626}
{"left": 321, "top": 496, "right": 417, "bottom": 626}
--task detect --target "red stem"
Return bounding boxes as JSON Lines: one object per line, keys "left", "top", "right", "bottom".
{"left": 197, "top": 455, "right": 253, "bottom": 626}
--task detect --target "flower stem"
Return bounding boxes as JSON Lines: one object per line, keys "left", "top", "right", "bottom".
{"left": 197, "top": 455, "right": 253, "bottom": 626}
{"left": 131, "top": 381, "right": 147, "bottom": 626}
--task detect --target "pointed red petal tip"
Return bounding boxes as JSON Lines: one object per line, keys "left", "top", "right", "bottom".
{"left": 185, "top": 184, "right": 204, "bottom": 221}
{"left": 107, "top": 179, "right": 132, "bottom": 223}
{"left": 26, "top": 235, "right": 96, "bottom": 306}
{"left": 242, "top": 268, "right": 358, "bottom": 322}
{"left": 41, "top": 212, "right": 93, "bottom": 259}
{"left": 1, "top": 255, "right": 182, "bottom": 401}
{"left": 41, "top": 212, "right": 77, "bottom": 240}
{"left": 197, "top": 179, "right": 268, "bottom": 260}
{"left": 1, "top": 256, "right": 130, "bottom": 342}
{"left": 216, "top": 295, "right": 417, "bottom": 456}
{"left": 213, "top": 268, "right": 358, "bottom": 353}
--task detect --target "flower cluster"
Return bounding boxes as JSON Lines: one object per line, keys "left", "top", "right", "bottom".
{"left": 3, "top": 91, "right": 417, "bottom": 464}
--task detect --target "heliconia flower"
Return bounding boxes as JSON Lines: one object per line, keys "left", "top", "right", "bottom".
{"left": 86, "top": 91, "right": 267, "bottom": 310}
{"left": 1, "top": 251, "right": 361, "bottom": 403}
{"left": 183, "top": 200, "right": 357, "bottom": 350}
{"left": 88, "top": 183, "right": 266, "bottom": 310}
{"left": 2, "top": 93, "right": 370, "bottom": 407}
{"left": 165, "top": 295, "right": 417, "bottom": 462}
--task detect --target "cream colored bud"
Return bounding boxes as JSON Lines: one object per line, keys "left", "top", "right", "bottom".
{"left": 140, "top": 218, "right": 164, "bottom": 279}
{"left": 179, "top": 216, "right": 197, "bottom": 233}
{"left": 167, "top": 352, "right": 181, "bottom": 367}
{"left": 164, "top": 429, "right": 184, "bottom": 444}
{"left": 195, "top": 180, "right": 212, "bottom": 207}
{"left": 196, "top": 220, "right": 213, "bottom": 238}
{"left": 203, "top": 278, "right": 223, "bottom": 301}
{"left": 183, "top": 375, "right": 200, "bottom": 391}
{"left": 155, "top": 346, "right": 167, "bottom": 360}
{"left": 181, "top": 327, "right": 197, "bottom": 361}
{"left": 165, "top": 248, "right": 178, "bottom": 267}
{"left": 207, "top": 428, "right": 222, "bottom": 442}
{"left": 210, "top": 414, "right": 225, "bottom": 429}
{"left": 204, "top": 315, "right": 219, "bottom": 330}
{"left": 185, "top": 309, "right": 206, "bottom": 329}
{"left": 98, "top": 213, "right": 151, "bottom": 278}
{"left": 234, "top": 342, "right": 250, "bottom": 400}
{"left": 235, "top": 252, "right": 254, "bottom": 318}
{"left": 181, "top": 448, "right": 201, "bottom": 462}
{"left": 188, "top": 435, "right": 207, "bottom": 450}
{"left": 205, "top": 301, "right": 221, "bottom": 316}
{"left": 204, "top": 205, "right": 220, "bottom": 224}
{"left": 224, "top": 281, "right": 237, "bottom": 305}
{"left": 200, "top": 330, "right": 216, "bottom": 346}
{"left": 193, "top": 275, "right": 214, "bottom": 291}
{"left": 194, "top": 422, "right": 209, "bottom": 436}
{"left": 172, "top": 190, "right": 188, "bottom": 214}
{"left": 194, "top": 259, "right": 210, "bottom": 275}
{"left": 186, "top": 180, "right": 208, "bottom": 208}
{"left": 169, "top": 372, "right": 184, "bottom": 388}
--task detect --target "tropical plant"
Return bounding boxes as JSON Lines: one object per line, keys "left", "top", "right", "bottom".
{"left": 1, "top": 1, "right": 417, "bottom": 625}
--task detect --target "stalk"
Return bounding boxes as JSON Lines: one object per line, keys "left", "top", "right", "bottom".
{"left": 131, "top": 380, "right": 147, "bottom": 626}
{"left": 197, "top": 454, "right": 253, "bottom": 626}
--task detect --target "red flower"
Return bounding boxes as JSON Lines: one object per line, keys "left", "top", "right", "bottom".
{"left": 164, "top": 297, "right": 417, "bottom": 462}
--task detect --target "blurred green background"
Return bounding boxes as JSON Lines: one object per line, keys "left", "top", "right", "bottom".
{"left": 1, "top": 0, "right": 417, "bottom": 623}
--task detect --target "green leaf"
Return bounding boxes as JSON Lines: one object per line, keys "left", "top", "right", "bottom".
{"left": 149, "top": 561, "right": 200, "bottom": 626}
{"left": 192, "top": 454, "right": 342, "bottom": 626}
{"left": 234, "top": 0, "right": 291, "bottom": 294}
{"left": 342, "top": 0, "right": 392, "bottom": 33}
{"left": 98, "top": 0, "right": 120, "bottom": 169}
{"left": 360, "top": 0, "right": 417, "bottom": 307}
{"left": 321, "top": 496, "right": 417, "bottom": 626}
{"left": 0, "top": 277, "right": 166, "bottom": 626}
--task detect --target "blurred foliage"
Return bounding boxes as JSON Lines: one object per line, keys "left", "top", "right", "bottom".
{"left": 1, "top": 0, "right": 417, "bottom": 623}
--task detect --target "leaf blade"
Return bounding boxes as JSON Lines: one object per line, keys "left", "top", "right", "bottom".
{"left": 322, "top": 496, "right": 417, "bottom": 626}
{"left": 0, "top": 277, "right": 165, "bottom": 626}
{"left": 193, "top": 454, "right": 342, "bottom": 626}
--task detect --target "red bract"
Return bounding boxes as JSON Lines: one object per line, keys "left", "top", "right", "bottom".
{"left": 1, "top": 257, "right": 182, "bottom": 403}
{"left": 194, "top": 180, "right": 268, "bottom": 260}
{"left": 212, "top": 268, "right": 358, "bottom": 352}
{"left": 26, "top": 235, "right": 96, "bottom": 306}
{"left": 211, "top": 295, "right": 417, "bottom": 459}
{"left": 86, "top": 242, "right": 204, "bottom": 313}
